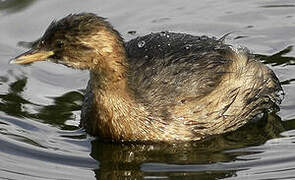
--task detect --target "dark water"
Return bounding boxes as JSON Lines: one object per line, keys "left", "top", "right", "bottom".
{"left": 0, "top": 0, "right": 295, "bottom": 179}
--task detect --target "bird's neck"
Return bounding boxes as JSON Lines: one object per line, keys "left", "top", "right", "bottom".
{"left": 88, "top": 53, "right": 149, "bottom": 140}
{"left": 89, "top": 47, "right": 131, "bottom": 107}
{"left": 85, "top": 30, "right": 166, "bottom": 141}
{"left": 90, "top": 54, "right": 128, "bottom": 88}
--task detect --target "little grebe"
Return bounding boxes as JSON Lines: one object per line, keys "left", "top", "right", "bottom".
{"left": 11, "top": 13, "right": 283, "bottom": 142}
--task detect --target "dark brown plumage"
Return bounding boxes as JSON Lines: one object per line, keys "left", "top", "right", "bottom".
{"left": 11, "top": 13, "right": 283, "bottom": 142}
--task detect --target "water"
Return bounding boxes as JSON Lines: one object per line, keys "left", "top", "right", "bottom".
{"left": 0, "top": 0, "right": 295, "bottom": 179}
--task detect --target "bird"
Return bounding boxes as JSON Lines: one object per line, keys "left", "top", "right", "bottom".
{"left": 10, "top": 13, "right": 283, "bottom": 142}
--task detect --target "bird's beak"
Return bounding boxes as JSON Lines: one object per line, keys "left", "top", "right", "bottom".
{"left": 10, "top": 49, "right": 54, "bottom": 65}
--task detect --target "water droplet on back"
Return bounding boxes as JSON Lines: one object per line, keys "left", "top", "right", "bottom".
{"left": 160, "top": 31, "right": 170, "bottom": 38}
{"left": 185, "top": 44, "right": 192, "bottom": 49}
{"left": 138, "top": 41, "right": 146, "bottom": 48}
{"left": 160, "top": 31, "right": 166, "bottom": 36}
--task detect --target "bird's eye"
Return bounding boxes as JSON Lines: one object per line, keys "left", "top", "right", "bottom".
{"left": 40, "top": 40, "right": 45, "bottom": 46}
{"left": 56, "top": 40, "right": 64, "bottom": 48}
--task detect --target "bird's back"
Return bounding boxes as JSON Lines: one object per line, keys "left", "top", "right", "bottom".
{"left": 125, "top": 32, "right": 236, "bottom": 118}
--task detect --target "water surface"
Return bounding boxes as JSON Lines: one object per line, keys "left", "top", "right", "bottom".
{"left": 0, "top": 0, "right": 295, "bottom": 179}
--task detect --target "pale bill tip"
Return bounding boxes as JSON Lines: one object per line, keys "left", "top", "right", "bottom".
{"left": 9, "top": 58, "right": 18, "bottom": 64}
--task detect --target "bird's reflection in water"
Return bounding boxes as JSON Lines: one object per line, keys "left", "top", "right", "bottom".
{"left": 91, "top": 112, "right": 294, "bottom": 179}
